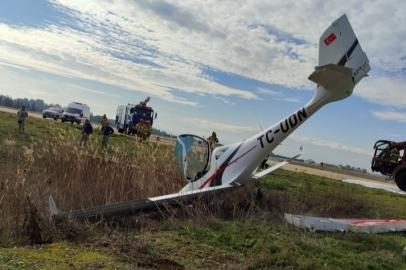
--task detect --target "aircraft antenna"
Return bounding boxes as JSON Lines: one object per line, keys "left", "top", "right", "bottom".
{"left": 253, "top": 112, "right": 263, "bottom": 131}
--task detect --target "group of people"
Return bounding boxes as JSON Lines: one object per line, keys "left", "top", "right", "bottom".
{"left": 16, "top": 106, "right": 218, "bottom": 152}
{"left": 79, "top": 114, "right": 114, "bottom": 149}
{"left": 136, "top": 119, "right": 152, "bottom": 141}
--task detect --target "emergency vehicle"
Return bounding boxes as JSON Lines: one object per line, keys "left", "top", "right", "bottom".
{"left": 61, "top": 102, "right": 90, "bottom": 124}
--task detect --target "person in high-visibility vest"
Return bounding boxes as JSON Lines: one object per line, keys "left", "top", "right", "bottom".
{"left": 136, "top": 119, "right": 144, "bottom": 139}
{"left": 100, "top": 114, "right": 108, "bottom": 127}
{"left": 145, "top": 120, "right": 152, "bottom": 140}
{"left": 208, "top": 131, "right": 219, "bottom": 152}
{"left": 389, "top": 148, "right": 400, "bottom": 170}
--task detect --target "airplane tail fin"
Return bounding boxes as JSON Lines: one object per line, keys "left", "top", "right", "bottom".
{"left": 317, "top": 14, "right": 370, "bottom": 85}
{"left": 308, "top": 14, "right": 370, "bottom": 103}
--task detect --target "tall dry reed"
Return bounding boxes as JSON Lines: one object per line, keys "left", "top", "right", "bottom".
{"left": 0, "top": 124, "right": 185, "bottom": 245}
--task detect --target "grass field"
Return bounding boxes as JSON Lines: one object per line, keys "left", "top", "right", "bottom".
{"left": 1, "top": 111, "right": 406, "bottom": 269}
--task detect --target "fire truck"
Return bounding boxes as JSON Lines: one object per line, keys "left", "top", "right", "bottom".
{"left": 115, "top": 97, "right": 157, "bottom": 135}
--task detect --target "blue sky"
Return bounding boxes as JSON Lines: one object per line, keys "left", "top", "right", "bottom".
{"left": 0, "top": 0, "right": 406, "bottom": 172}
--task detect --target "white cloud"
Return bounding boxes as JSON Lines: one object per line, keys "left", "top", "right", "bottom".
{"left": 257, "top": 87, "right": 282, "bottom": 96}
{"left": 0, "top": 61, "right": 30, "bottom": 71}
{"left": 257, "top": 87, "right": 303, "bottom": 103}
{"left": 0, "top": 68, "right": 121, "bottom": 115}
{"left": 68, "top": 84, "right": 122, "bottom": 98}
{"left": 355, "top": 77, "right": 406, "bottom": 108}
{"left": 212, "top": 95, "right": 236, "bottom": 105}
{"left": 372, "top": 111, "right": 406, "bottom": 122}
{"left": 386, "top": 133, "right": 402, "bottom": 137}
{"left": 290, "top": 134, "right": 371, "bottom": 156}
{"left": 275, "top": 97, "right": 303, "bottom": 103}
{"left": 0, "top": 0, "right": 405, "bottom": 110}
{"left": 182, "top": 117, "right": 260, "bottom": 133}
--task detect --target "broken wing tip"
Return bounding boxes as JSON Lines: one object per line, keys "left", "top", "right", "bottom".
{"left": 49, "top": 195, "right": 60, "bottom": 216}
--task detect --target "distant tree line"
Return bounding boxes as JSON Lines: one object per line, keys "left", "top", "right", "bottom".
{"left": 0, "top": 95, "right": 60, "bottom": 113}
{"left": 152, "top": 128, "right": 174, "bottom": 138}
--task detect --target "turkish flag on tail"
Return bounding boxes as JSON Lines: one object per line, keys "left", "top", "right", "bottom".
{"left": 324, "top": 33, "right": 337, "bottom": 46}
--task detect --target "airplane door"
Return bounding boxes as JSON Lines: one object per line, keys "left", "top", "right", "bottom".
{"left": 175, "top": 135, "right": 210, "bottom": 182}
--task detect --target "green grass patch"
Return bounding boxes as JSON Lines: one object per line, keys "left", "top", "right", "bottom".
{"left": 0, "top": 242, "right": 130, "bottom": 270}
{"left": 2, "top": 110, "right": 406, "bottom": 269}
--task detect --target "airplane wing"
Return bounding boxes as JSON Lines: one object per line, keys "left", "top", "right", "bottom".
{"left": 252, "top": 152, "right": 302, "bottom": 179}
{"left": 49, "top": 183, "right": 239, "bottom": 223}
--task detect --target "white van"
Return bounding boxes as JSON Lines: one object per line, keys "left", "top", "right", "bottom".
{"left": 61, "top": 102, "right": 90, "bottom": 124}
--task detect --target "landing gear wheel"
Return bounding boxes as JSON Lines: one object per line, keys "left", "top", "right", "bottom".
{"left": 54, "top": 115, "right": 59, "bottom": 121}
{"left": 395, "top": 170, "right": 406, "bottom": 191}
{"left": 126, "top": 126, "right": 131, "bottom": 135}
{"left": 71, "top": 121, "right": 74, "bottom": 124}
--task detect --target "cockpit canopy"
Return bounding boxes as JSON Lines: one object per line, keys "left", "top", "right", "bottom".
{"left": 175, "top": 135, "right": 210, "bottom": 182}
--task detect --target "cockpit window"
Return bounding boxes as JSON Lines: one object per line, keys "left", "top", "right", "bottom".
{"left": 175, "top": 135, "right": 210, "bottom": 182}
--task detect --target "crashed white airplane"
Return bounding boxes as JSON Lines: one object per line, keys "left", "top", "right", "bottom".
{"left": 49, "top": 14, "right": 370, "bottom": 222}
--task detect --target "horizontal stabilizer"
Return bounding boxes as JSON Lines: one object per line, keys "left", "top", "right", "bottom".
{"left": 253, "top": 152, "right": 302, "bottom": 178}
{"left": 308, "top": 64, "right": 353, "bottom": 89}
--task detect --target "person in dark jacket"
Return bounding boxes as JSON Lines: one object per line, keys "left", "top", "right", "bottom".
{"left": 80, "top": 119, "right": 93, "bottom": 147}
{"left": 101, "top": 122, "right": 114, "bottom": 149}
{"left": 260, "top": 158, "right": 269, "bottom": 170}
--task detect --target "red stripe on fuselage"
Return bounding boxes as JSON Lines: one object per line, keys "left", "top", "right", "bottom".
{"left": 199, "top": 145, "right": 257, "bottom": 189}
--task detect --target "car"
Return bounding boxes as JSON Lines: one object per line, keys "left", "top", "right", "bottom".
{"left": 42, "top": 106, "right": 64, "bottom": 120}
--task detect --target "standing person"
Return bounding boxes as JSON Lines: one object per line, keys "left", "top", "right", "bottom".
{"left": 260, "top": 158, "right": 269, "bottom": 170}
{"left": 17, "top": 105, "right": 28, "bottom": 133}
{"left": 389, "top": 147, "right": 400, "bottom": 170}
{"left": 145, "top": 120, "right": 152, "bottom": 140}
{"left": 208, "top": 131, "right": 219, "bottom": 152}
{"left": 100, "top": 114, "right": 108, "bottom": 128}
{"left": 80, "top": 119, "right": 93, "bottom": 147}
{"left": 136, "top": 119, "right": 144, "bottom": 139}
{"left": 101, "top": 122, "right": 114, "bottom": 150}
